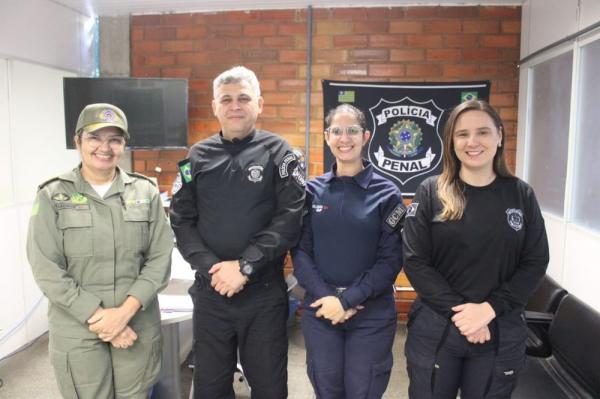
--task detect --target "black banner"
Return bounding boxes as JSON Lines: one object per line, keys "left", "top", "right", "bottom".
{"left": 322, "top": 80, "right": 490, "bottom": 197}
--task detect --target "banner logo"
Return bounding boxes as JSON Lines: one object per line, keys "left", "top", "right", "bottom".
{"left": 368, "top": 97, "right": 443, "bottom": 186}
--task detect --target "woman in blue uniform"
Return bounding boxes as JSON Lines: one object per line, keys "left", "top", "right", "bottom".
{"left": 292, "top": 104, "right": 404, "bottom": 398}
{"left": 402, "top": 100, "right": 549, "bottom": 398}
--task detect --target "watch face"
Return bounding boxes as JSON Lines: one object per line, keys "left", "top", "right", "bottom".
{"left": 242, "top": 264, "right": 253, "bottom": 276}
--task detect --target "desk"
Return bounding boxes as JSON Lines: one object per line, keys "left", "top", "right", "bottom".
{"left": 153, "top": 248, "right": 195, "bottom": 399}
{"left": 154, "top": 304, "right": 192, "bottom": 399}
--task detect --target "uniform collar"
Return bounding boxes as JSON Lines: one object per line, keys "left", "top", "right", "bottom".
{"left": 60, "top": 165, "right": 130, "bottom": 198}
{"left": 324, "top": 160, "right": 373, "bottom": 189}
{"left": 219, "top": 129, "right": 256, "bottom": 145}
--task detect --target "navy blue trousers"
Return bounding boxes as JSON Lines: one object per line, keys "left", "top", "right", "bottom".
{"left": 302, "top": 292, "right": 397, "bottom": 399}
{"left": 405, "top": 299, "right": 527, "bottom": 399}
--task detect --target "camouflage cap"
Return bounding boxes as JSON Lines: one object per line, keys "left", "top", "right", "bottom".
{"left": 75, "top": 103, "right": 129, "bottom": 139}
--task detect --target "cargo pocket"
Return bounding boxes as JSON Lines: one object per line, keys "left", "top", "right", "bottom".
{"left": 49, "top": 350, "right": 78, "bottom": 399}
{"left": 58, "top": 210, "right": 93, "bottom": 258}
{"left": 366, "top": 355, "right": 393, "bottom": 398}
{"left": 140, "top": 333, "right": 162, "bottom": 390}
{"left": 123, "top": 207, "right": 150, "bottom": 252}
{"left": 486, "top": 355, "right": 526, "bottom": 397}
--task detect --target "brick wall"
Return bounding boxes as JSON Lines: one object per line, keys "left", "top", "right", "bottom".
{"left": 130, "top": 5, "right": 521, "bottom": 194}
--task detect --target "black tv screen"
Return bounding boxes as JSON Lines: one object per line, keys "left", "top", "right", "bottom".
{"left": 63, "top": 77, "right": 188, "bottom": 149}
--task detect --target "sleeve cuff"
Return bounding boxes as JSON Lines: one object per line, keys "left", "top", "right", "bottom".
{"left": 339, "top": 287, "right": 367, "bottom": 311}
{"left": 486, "top": 296, "right": 505, "bottom": 318}
{"left": 189, "top": 252, "right": 220, "bottom": 272}
{"left": 241, "top": 245, "right": 265, "bottom": 266}
{"left": 70, "top": 290, "right": 102, "bottom": 324}
{"left": 127, "top": 279, "right": 157, "bottom": 310}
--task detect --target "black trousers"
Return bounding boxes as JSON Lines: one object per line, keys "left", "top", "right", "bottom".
{"left": 405, "top": 299, "right": 527, "bottom": 399}
{"left": 189, "top": 275, "right": 289, "bottom": 399}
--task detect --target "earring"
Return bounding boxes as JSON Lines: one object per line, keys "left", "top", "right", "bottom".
{"left": 498, "top": 143, "right": 502, "bottom": 147}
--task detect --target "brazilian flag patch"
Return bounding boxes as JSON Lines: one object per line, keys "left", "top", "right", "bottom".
{"left": 338, "top": 90, "right": 355, "bottom": 103}
{"left": 461, "top": 91, "right": 478, "bottom": 102}
{"left": 179, "top": 161, "right": 193, "bottom": 183}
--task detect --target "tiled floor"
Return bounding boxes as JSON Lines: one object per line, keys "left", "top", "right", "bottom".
{"left": 0, "top": 322, "right": 409, "bottom": 399}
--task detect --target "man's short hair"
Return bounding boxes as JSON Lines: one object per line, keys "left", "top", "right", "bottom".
{"left": 213, "top": 66, "right": 261, "bottom": 98}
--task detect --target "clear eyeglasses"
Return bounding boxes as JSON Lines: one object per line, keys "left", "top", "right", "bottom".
{"left": 326, "top": 125, "right": 363, "bottom": 138}
{"left": 83, "top": 134, "right": 126, "bottom": 149}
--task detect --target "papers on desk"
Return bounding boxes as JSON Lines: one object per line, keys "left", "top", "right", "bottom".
{"left": 159, "top": 294, "right": 193, "bottom": 312}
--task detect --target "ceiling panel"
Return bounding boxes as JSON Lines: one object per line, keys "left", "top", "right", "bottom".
{"left": 53, "top": 0, "right": 524, "bottom": 17}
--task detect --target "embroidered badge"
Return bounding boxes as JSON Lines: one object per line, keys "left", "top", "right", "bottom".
{"left": 406, "top": 202, "right": 419, "bottom": 217}
{"left": 506, "top": 208, "right": 524, "bottom": 231}
{"left": 70, "top": 192, "right": 88, "bottom": 204}
{"left": 171, "top": 173, "right": 182, "bottom": 195}
{"left": 52, "top": 193, "right": 70, "bottom": 201}
{"left": 386, "top": 204, "right": 406, "bottom": 229}
{"left": 279, "top": 153, "right": 296, "bottom": 178}
{"left": 291, "top": 165, "right": 306, "bottom": 187}
{"left": 247, "top": 165, "right": 264, "bottom": 183}
{"left": 101, "top": 108, "right": 116, "bottom": 122}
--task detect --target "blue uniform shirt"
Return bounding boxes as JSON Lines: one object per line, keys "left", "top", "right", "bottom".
{"left": 292, "top": 161, "right": 404, "bottom": 310}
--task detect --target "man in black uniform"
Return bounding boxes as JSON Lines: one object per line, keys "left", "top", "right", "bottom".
{"left": 170, "top": 66, "right": 305, "bottom": 399}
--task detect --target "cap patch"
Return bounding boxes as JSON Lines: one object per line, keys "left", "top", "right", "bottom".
{"left": 101, "top": 109, "right": 116, "bottom": 122}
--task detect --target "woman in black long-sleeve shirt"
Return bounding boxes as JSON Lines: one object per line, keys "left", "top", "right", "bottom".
{"left": 402, "top": 100, "right": 549, "bottom": 398}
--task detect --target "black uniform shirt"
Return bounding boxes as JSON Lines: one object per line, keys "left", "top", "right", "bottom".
{"left": 170, "top": 129, "right": 305, "bottom": 281}
{"left": 402, "top": 176, "right": 549, "bottom": 318}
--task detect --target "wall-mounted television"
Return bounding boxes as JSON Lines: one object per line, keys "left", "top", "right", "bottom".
{"left": 63, "top": 77, "right": 188, "bottom": 149}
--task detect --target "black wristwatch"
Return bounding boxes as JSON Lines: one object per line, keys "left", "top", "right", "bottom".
{"left": 239, "top": 258, "right": 255, "bottom": 279}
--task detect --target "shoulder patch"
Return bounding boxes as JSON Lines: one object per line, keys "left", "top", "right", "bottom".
{"left": 171, "top": 173, "right": 183, "bottom": 196}
{"left": 291, "top": 164, "right": 306, "bottom": 187}
{"left": 126, "top": 172, "right": 157, "bottom": 186}
{"left": 386, "top": 204, "right": 406, "bottom": 230}
{"left": 178, "top": 159, "right": 193, "bottom": 183}
{"left": 31, "top": 200, "right": 40, "bottom": 216}
{"left": 38, "top": 176, "right": 60, "bottom": 190}
{"left": 406, "top": 202, "right": 419, "bottom": 217}
{"left": 279, "top": 153, "right": 297, "bottom": 178}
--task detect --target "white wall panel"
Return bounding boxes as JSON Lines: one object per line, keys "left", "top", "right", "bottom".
{"left": 580, "top": 0, "right": 600, "bottom": 31}
{"left": 520, "top": 0, "right": 531, "bottom": 58}
{"left": 563, "top": 227, "right": 600, "bottom": 310}
{"left": 0, "top": 59, "right": 13, "bottom": 207}
{"left": 527, "top": 0, "right": 578, "bottom": 55}
{"left": 0, "top": 0, "right": 94, "bottom": 75}
{"left": 0, "top": 207, "right": 27, "bottom": 358}
{"left": 541, "top": 213, "right": 565, "bottom": 283}
{"left": 9, "top": 60, "right": 80, "bottom": 204}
